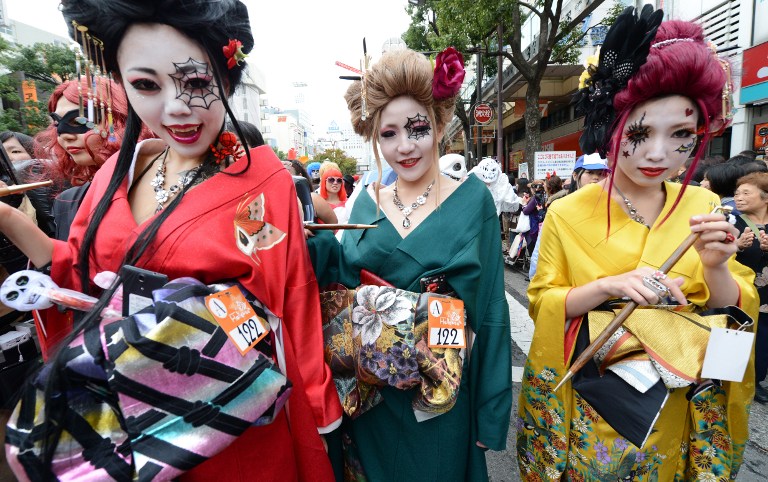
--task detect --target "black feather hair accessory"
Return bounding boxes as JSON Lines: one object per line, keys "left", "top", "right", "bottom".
{"left": 573, "top": 5, "right": 664, "bottom": 156}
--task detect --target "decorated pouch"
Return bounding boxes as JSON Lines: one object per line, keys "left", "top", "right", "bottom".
{"left": 321, "top": 284, "right": 465, "bottom": 420}
{"left": 5, "top": 278, "right": 291, "bottom": 482}
{"left": 572, "top": 304, "right": 752, "bottom": 448}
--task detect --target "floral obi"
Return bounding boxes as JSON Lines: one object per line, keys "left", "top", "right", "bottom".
{"left": 6, "top": 278, "right": 291, "bottom": 482}
{"left": 321, "top": 284, "right": 466, "bottom": 421}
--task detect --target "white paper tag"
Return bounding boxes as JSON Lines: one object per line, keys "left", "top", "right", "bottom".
{"left": 701, "top": 327, "right": 755, "bottom": 382}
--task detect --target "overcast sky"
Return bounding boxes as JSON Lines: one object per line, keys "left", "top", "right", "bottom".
{"left": 6, "top": 0, "right": 412, "bottom": 133}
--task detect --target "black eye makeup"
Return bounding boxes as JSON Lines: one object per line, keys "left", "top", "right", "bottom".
{"left": 168, "top": 58, "right": 220, "bottom": 109}
{"left": 404, "top": 114, "right": 431, "bottom": 140}
{"left": 625, "top": 112, "right": 650, "bottom": 154}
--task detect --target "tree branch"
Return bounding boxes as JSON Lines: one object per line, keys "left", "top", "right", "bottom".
{"left": 553, "top": 0, "right": 607, "bottom": 44}
{"left": 518, "top": 1, "right": 544, "bottom": 19}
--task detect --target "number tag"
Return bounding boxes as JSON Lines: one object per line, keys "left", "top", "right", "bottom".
{"left": 205, "top": 286, "right": 270, "bottom": 356}
{"left": 427, "top": 296, "right": 466, "bottom": 349}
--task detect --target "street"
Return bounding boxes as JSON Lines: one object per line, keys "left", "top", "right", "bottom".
{"left": 486, "top": 263, "right": 768, "bottom": 481}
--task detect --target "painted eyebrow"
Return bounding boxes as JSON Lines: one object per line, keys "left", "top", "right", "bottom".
{"left": 126, "top": 67, "right": 158, "bottom": 75}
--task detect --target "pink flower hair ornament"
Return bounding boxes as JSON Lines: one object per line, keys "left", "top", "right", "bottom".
{"left": 223, "top": 39, "right": 247, "bottom": 69}
{"left": 433, "top": 47, "right": 465, "bottom": 100}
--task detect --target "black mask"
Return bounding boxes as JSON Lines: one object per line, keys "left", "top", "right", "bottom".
{"left": 50, "top": 109, "right": 90, "bottom": 136}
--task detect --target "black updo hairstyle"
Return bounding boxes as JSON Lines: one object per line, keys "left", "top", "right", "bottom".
{"left": 59, "top": 0, "right": 255, "bottom": 291}
{"left": 37, "top": 0, "right": 255, "bottom": 469}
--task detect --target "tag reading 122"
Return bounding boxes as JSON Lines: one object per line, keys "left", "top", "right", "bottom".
{"left": 427, "top": 296, "right": 466, "bottom": 349}
{"left": 205, "top": 286, "right": 270, "bottom": 356}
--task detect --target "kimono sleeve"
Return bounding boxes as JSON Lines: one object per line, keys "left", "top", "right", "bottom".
{"left": 280, "top": 182, "right": 343, "bottom": 432}
{"left": 472, "top": 209, "right": 513, "bottom": 450}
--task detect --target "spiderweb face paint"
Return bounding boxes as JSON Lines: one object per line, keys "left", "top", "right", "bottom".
{"left": 405, "top": 114, "right": 431, "bottom": 140}
{"left": 168, "top": 58, "right": 221, "bottom": 109}
{"left": 625, "top": 112, "right": 650, "bottom": 154}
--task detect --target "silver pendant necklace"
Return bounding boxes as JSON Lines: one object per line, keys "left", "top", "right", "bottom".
{"left": 612, "top": 183, "right": 649, "bottom": 228}
{"left": 392, "top": 179, "right": 434, "bottom": 229}
{"left": 150, "top": 148, "right": 201, "bottom": 213}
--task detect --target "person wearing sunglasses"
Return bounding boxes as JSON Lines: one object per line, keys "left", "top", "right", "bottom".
{"left": 320, "top": 166, "right": 348, "bottom": 224}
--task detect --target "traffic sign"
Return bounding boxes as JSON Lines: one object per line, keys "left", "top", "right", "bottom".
{"left": 473, "top": 103, "right": 494, "bottom": 125}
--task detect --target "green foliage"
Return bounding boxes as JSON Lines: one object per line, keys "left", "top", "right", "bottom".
{"left": 313, "top": 148, "right": 358, "bottom": 176}
{"left": 272, "top": 146, "right": 286, "bottom": 161}
{"left": 0, "top": 40, "right": 76, "bottom": 135}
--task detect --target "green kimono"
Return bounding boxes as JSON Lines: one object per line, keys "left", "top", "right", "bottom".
{"left": 328, "top": 176, "right": 512, "bottom": 481}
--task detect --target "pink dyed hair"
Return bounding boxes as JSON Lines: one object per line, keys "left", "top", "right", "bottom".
{"left": 605, "top": 20, "right": 727, "bottom": 228}
{"left": 33, "top": 79, "right": 150, "bottom": 186}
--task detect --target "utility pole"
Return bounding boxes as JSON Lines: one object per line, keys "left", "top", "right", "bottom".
{"left": 475, "top": 49, "right": 483, "bottom": 164}
{"left": 496, "top": 23, "right": 504, "bottom": 173}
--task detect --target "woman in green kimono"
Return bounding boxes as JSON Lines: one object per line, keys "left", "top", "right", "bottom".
{"left": 326, "top": 48, "right": 512, "bottom": 480}
{"left": 518, "top": 6, "right": 759, "bottom": 481}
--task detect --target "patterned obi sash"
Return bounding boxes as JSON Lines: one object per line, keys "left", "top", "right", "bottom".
{"left": 6, "top": 278, "right": 291, "bottom": 482}
{"left": 321, "top": 285, "right": 465, "bottom": 421}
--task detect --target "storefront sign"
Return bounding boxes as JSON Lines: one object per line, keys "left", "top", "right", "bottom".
{"left": 741, "top": 41, "right": 768, "bottom": 104}
{"left": 755, "top": 122, "right": 768, "bottom": 156}
{"left": 534, "top": 151, "right": 576, "bottom": 180}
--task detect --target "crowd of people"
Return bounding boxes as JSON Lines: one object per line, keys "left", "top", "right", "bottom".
{"left": 0, "top": 1, "right": 762, "bottom": 481}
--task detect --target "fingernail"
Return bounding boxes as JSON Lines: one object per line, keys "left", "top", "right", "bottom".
{"left": 692, "top": 216, "right": 702, "bottom": 221}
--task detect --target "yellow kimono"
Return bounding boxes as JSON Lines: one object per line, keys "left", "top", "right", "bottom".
{"left": 518, "top": 182, "right": 758, "bottom": 481}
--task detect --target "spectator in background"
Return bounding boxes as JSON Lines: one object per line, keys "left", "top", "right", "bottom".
{"left": 733, "top": 172, "right": 768, "bottom": 403}
{"left": 282, "top": 159, "right": 337, "bottom": 227}
{"left": 0, "top": 132, "right": 35, "bottom": 163}
{"left": 568, "top": 153, "right": 610, "bottom": 193}
{"left": 707, "top": 161, "right": 745, "bottom": 213}
{"left": 544, "top": 174, "right": 566, "bottom": 208}
{"left": 319, "top": 166, "right": 348, "bottom": 224}
{"left": 343, "top": 174, "right": 355, "bottom": 197}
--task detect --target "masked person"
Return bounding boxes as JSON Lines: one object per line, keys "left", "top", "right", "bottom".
{"left": 518, "top": 7, "right": 758, "bottom": 480}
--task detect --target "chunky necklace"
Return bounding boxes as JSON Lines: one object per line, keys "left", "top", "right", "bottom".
{"left": 612, "top": 184, "right": 648, "bottom": 227}
{"left": 150, "top": 148, "right": 202, "bottom": 213}
{"left": 393, "top": 179, "right": 434, "bottom": 229}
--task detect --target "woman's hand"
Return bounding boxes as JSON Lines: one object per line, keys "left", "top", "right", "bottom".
{"left": 598, "top": 267, "right": 686, "bottom": 306}
{"left": 565, "top": 266, "right": 686, "bottom": 318}
{"left": 689, "top": 213, "right": 739, "bottom": 268}
{"left": 738, "top": 227, "right": 755, "bottom": 251}
{"left": 759, "top": 230, "right": 768, "bottom": 252}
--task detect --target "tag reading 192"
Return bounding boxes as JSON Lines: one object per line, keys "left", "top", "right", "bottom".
{"left": 205, "top": 286, "right": 270, "bottom": 356}
{"left": 427, "top": 296, "right": 466, "bottom": 349}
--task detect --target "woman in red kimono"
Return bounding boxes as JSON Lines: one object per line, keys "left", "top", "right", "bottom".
{"left": 0, "top": 0, "right": 340, "bottom": 480}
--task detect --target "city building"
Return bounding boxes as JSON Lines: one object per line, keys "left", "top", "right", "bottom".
{"left": 448, "top": 0, "right": 763, "bottom": 177}
{"left": 229, "top": 65, "right": 267, "bottom": 131}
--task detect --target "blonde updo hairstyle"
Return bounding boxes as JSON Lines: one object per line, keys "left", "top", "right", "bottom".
{"left": 345, "top": 48, "right": 456, "bottom": 204}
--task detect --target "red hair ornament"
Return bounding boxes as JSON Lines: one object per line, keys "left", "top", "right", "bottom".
{"left": 223, "top": 39, "right": 247, "bottom": 69}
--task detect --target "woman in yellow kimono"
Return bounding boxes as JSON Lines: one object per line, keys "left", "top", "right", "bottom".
{"left": 518, "top": 6, "right": 759, "bottom": 481}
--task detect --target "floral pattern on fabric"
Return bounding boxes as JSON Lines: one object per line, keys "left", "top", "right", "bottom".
{"left": 517, "top": 365, "right": 667, "bottom": 481}
{"left": 322, "top": 286, "right": 464, "bottom": 419}
{"left": 518, "top": 364, "right": 748, "bottom": 481}
{"left": 679, "top": 384, "right": 745, "bottom": 481}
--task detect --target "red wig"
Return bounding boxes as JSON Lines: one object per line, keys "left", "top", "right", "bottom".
{"left": 319, "top": 168, "right": 347, "bottom": 202}
{"left": 34, "top": 78, "right": 143, "bottom": 186}
{"left": 606, "top": 20, "right": 728, "bottom": 225}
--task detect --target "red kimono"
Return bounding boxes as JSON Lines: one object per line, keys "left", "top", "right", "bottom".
{"left": 44, "top": 139, "right": 341, "bottom": 481}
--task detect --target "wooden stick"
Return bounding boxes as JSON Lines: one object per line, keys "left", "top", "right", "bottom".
{"left": 553, "top": 205, "right": 730, "bottom": 391}
{"left": 0, "top": 180, "right": 53, "bottom": 197}
{"left": 305, "top": 223, "right": 377, "bottom": 231}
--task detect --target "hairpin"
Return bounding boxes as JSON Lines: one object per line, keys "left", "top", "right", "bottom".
{"left": 360, "top": 38, "right": 370, "bottom": 121}
{"left": 71, "top": 21, "right": 114, "bottom": 140}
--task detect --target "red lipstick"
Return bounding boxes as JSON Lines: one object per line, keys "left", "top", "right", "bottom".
{"left": 639, "top": 167, "right": 666, "bottom": 178}
{"left": 165, "top": 124, "right": 202, "bottom": 144}
{"left": 399, "top": 158, "right": 420, "bottom": 168}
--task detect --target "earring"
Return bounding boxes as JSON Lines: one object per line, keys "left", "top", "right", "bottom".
{"left": 210, "top": 131, "right": 244, "bottom": 164}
